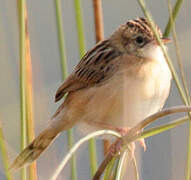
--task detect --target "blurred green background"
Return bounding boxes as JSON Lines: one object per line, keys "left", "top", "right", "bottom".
{"left": 0, "top": 0, "right": 191, "bottom": 179}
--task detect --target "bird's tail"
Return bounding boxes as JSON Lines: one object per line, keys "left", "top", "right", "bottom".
{"left": 10, "top": 127, "right": 60, "bottom": 170}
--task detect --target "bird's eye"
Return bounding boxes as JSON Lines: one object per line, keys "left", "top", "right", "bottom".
{"left": 135, "top": 36, "right": 144, "bottom": 46}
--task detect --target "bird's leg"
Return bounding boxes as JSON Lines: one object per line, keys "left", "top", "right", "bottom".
{"left": 109, "top": 127, "right": 146, "bottom": 157}
{"left": 116, "top": 127, "right": 146, "bottom": 150}
{"left": 107, "top": 127, "right": 133, "bottom": 157}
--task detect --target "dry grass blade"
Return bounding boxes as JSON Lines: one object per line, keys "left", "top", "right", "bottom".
{"left": 24, "top": 6, "right": 37, "bottom": 180}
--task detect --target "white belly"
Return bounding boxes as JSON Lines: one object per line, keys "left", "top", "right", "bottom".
{"left": 78, "top": 57, "right": 171, "bottom": 133}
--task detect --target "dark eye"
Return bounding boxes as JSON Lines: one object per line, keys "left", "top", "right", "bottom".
{"left": 135, "top": 36, "right": 144, "bottom": 45}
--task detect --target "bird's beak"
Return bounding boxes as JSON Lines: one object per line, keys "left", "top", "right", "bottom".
{"left": 161, "top": 37, "right": 171, "bottom": 44}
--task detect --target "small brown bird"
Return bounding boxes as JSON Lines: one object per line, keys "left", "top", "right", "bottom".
{"left": 11, "top": 17, "right": 172, "bottom": 169}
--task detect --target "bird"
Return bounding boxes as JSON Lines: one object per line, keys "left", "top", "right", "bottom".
{"left": 10, "top": 17, "right": 172, "bottom": 170}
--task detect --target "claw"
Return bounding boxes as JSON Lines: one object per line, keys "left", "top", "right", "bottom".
{"left": 139, "top": 138, "right": 146, "bottom": 151}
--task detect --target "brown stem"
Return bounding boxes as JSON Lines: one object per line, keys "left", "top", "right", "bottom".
{"left": 25, "top": 6, "right": 37, "bottom": 180}
{"left": 93, "top": 0, "right": 104, "bottom": 42}
{"left": 92, "top": 150, "right": 116, "bottom": 180}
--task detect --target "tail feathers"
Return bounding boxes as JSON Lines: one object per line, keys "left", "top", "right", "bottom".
{"left": 10, "top": 128, "right": 59, "bottom": 170}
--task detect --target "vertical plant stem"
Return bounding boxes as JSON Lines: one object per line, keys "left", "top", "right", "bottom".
{"left": 18, "top": 0, "right": 27, "bottom": 179}
{"left": 167, "top": 1, "right": 190, "bottom": 103}
{"left": 166, "top": 1, "right": 191, "bottom": 180}
{"left": 93, "top": 0, "right": 104, "bottom": 42}
{"left": 92, "top": 0, "right": 109, "bottom": 156}
{"left": 55, "top": 1, "right": 77, "bottom": 180}
{"left": 24, "top": 6, "right": 38, "bottom": 180}
{"left": 73, "top": 0, "right": 86, "bottom": 57}
{"left": 164, "top": 0, "right": 183, "bottom": 37}
{"left": 55, "top": 0, "right": 68, "bottom": 79}
{"left": 88, "top": 139, "right": 97, "bottom": 176}
{"left": 73, "top": 0, "right": 97, "bottom": 176}
{"left": 0, "top": 122, "right": 12, "bottom": 180}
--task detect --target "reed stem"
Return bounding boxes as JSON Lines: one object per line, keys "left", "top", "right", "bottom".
{"left": 55, "top": 1, "right": 77, "bottom": 180}
{"left": 73, "top": 0, "right": 97, "bottom": 176}
{"left": 24, "top": 6, "right": 38, "bottom": 180}
{"left": 18, "top": 0, "right": 27, "bottom": 178}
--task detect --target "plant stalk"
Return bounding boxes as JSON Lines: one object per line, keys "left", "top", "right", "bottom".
{"left": 73, "top": 0, "right": 97, "bottom": 176}
{"left": 18, "top": 0, "right": 27, "bottom": 179}
{"left": 55, "top": 1, "right": 77, "bottom": 180}
{"left": 24, "top": 6, "right": 38, "bottom": 180}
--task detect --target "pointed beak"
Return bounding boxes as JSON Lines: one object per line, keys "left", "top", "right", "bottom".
{"left": 161, "top": 37, "right": 171, "bottom": 44}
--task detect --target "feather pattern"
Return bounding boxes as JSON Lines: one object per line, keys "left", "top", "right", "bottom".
{"left": 55, "top": 40, "right": 123, "bottom": 102}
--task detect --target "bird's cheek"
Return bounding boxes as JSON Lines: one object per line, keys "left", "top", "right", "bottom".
{"left": 126, "top": 43, "right": 136, "bottom": 53}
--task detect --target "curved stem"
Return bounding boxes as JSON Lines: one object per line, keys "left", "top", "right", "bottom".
{"left": 94, "top": 106, "right": 191, "bottom": 179}
{"left": 50, "top": 130, "right": 120, "bottom": 180}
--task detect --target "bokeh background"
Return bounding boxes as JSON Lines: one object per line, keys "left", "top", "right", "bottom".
{"left": 0, "top": 0, "right": 191, "bottom": 179}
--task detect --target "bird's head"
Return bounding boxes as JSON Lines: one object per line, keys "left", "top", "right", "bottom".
{"left": 111, "top": 17, "right": 170, "bottom": 60}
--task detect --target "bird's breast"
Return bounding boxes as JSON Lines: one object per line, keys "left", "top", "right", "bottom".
{"left": 73, "top": 57, "right": 171, "bottom": 134}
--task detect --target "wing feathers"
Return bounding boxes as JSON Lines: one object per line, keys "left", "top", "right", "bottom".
{"left": 55, "top": 39, "right": 123, "bottom": 102}
{"left": 55, "top": 76, "right": 86, "bottom": 102}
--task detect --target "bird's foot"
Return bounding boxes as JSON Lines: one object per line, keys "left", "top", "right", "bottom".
{"left": 108, "top": 127, "right": 134, "bottom": 157}
{"left": 115, "top": 127, "right": 146, "bottom": 153}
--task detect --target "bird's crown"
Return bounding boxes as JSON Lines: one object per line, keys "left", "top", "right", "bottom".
{"left": 125, "top": 17, "right": 162, "bottom": 40}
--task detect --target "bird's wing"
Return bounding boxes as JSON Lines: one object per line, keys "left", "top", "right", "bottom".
{"left": 55, "top": 40, "right": 123, "bottom": 102}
